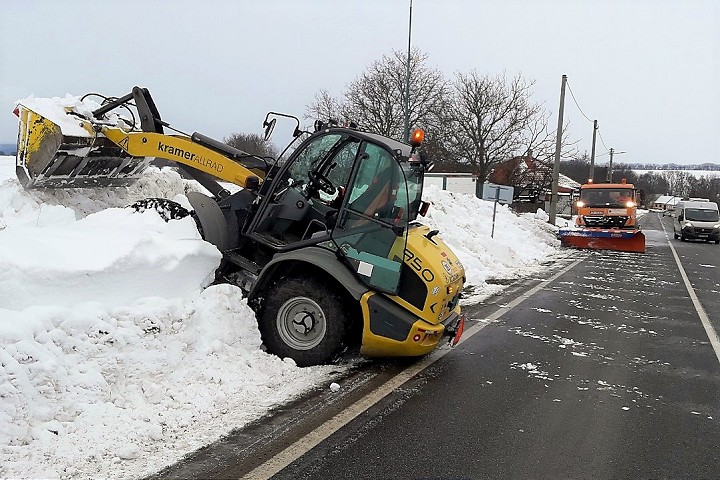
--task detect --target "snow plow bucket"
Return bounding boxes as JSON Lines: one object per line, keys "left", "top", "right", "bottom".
{"left": 558, "top": 228, "right": 646, "bottom": 253}
{"left": 15, "top": 103, "right": 151, "bottom": 189}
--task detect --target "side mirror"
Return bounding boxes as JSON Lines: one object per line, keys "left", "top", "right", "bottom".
{"left": 263, "top": 118, "right": 277, "bottom": 141}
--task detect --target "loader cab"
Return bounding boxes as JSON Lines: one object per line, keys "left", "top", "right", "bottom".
{"left": 247, "top": 128, "right": 418, "bottom": 294}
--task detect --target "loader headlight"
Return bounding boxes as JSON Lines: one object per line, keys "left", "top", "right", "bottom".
{"left": 626, "top": 201, "right": 635, "bottom": 208}
{"left": 576, "top": 201, "right": 585, "bottom": 208}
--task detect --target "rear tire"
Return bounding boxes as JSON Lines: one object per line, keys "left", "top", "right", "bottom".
{"left": 258, "top": 276, "right": 346, "bottom": 367}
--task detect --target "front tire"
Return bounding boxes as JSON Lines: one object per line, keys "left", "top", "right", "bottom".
{"left": 258, "top": 277, "right": 346, "bottom": 367}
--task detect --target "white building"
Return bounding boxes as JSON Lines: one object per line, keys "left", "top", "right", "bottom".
{"left": 652, "top": 195, "right": 682, "bottom": 212}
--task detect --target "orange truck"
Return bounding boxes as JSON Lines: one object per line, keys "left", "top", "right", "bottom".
{"left": 558, "top": 180, "right": 645, "bottom": 253}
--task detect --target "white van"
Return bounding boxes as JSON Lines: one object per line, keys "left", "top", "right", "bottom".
{"left": 673, "top": 201, "right": 720, "bottom": 243}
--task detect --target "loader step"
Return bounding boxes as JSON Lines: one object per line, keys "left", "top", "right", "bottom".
{"left": 224, "top": 251, "right": 263, "bottom": 274}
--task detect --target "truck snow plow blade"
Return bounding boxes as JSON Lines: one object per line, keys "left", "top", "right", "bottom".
{"left": 15, "top": 104, "right": 151, "bottom": 189}
{"left": 558, "top": 228, "right": 646, "bottom": 253}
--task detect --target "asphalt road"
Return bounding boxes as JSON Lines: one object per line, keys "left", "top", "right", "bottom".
{"left": 658, "top": 211, "right": 720, "bottom": 336}
{"left": 153, "top": 212, "right": 720, "bottom": 480}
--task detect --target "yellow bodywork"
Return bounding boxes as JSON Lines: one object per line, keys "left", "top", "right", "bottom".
{"left": 15, "top": 104, "right": 263, "bottom": 189}
{"left": 360, "top": 297, "right": 461, "bottom": 357}
{"left": 100, "top": 128, "right": 263, "bottom": 188}
{"left": 360, "top": 224, "right": 465, "bottom": 357}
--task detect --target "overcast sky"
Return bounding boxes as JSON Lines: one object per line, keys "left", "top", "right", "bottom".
{"left": 1, "top": 0, "right": 718, "bottom": 166}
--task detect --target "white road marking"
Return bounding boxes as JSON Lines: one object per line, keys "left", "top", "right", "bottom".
{"left": 242, "top": 257, "right": 584, "bottom": 479}
{"left": 660, "top": 215, "right": 720, "bottom": 367}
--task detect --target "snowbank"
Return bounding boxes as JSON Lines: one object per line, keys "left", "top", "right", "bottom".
{"left": 421, "top": 184, "right": 561, "bottom": 303}
{"left": 0, "top": 155, "right": 562, "bottom": 478}
{"left": 16, "top": 94, "right": 127, "bottom": 137}
{"left": 0, "top": 158, "right": 337, "bottom": 478}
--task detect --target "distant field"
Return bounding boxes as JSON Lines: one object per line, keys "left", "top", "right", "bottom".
{"left": 0, "top": 143, "right": 15, "bottom": 155}
{"left": 633, "top": 169, "right": 720, "bottom": 178}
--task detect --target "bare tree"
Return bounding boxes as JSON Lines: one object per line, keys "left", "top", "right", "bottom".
{"left": 522, "top": 113, "right": 578, "bottom": 165}
{"left": 663, "top": 170, "right": 693, "bottom": 198}
{"left": 223, "top": 132, "right": 278, "bottom": 159}
{"left": 447, "top": 72, "right": 548, "bottom": 181}
{"left": 306, "top": 48, "right": 451, "bottom": 142}
{"left": 305, "top": 90, "right": 347, "bottom": 125}
{"left": 304, "top": 53, "right": 578, "bottom": 180}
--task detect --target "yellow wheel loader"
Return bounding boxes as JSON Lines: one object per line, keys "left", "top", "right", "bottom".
{"left": 14, "top": 87, "right": 466, "bottom": 366}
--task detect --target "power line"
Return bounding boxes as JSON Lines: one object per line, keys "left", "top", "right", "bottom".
{"left": 565, "top": 80, "right": 594, "bottom": 124}
{"left": 597, "top": 129, "right": 609, "bottom": 151}
{"left": 565, "top": 77, "right": 617, "bottom": 160}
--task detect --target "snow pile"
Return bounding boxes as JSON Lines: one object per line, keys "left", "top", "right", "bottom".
{"left": 0, "top": 208, "right": 219, "bottom": 310}
{"left": 0, "top": 284, "right": 332, "bottom": 479}
{"left": 0, "top": 158, "right": 336, "bottom": 478}
{"left": 16, "top": 94, "right": 129, "bottom": 137}
{"left": 422, "top": 184, "right": 561, "bottom": 303}
{"left": 0, "top": 155, "right": 562, "bottom": 478}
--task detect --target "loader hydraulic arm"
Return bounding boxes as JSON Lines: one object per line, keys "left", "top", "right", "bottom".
{"left": 14, "top": 85, "right": 269, "bottom": 191}
{"left": 100, "top": 127, "right": 265, "bottom": 189}
{"left": 91, "top": 86, "right": 267, "bottom": 190}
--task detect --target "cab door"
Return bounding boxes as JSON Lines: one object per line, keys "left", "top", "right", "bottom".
{"left": 331, "top": 142, "right": 410, "bottom": 295}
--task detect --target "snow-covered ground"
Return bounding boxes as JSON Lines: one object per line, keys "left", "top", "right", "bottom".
{"left": 0, "top": 154, "right": 563, "bottom": 479}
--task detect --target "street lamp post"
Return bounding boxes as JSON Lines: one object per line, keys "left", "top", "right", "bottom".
{"left": 403, "top": 0, "right": 413, "bottom": 141}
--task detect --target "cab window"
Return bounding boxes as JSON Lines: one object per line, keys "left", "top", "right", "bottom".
{"left": 284, "top": 133, "right": 343, "bottom": 188}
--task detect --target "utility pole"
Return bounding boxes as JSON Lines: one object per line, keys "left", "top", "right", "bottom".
{"left": 589, "top": 120, "right": 597, "bottom": 182}
{"left": 548, "top": 74, "right": 567, "bottom": 226}
{"left": 403, "top": 0, "right": 413, "bottom": 141}
{"left": 606, "top": 148, "right": 626, "bottom": 182}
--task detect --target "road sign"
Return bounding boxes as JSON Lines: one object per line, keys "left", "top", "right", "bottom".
{"left": 482, "top": 183, "right": 514, "bottom": 205}
{"left": 481, "top": 183, "right": 514, "bottom": 238}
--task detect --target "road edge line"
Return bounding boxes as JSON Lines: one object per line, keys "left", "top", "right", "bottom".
{"left": 460, "top": 256, "right": 584, "bottom": 339}
{"left": 667, "top": 242, "right": 720, "bottom": 367}
{"left": 242, "top": 255, "right": 583, "bottom": 480}
{"left": 659, "top": 214, "right": 720, "bottom": 366}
